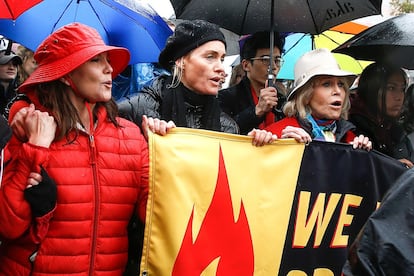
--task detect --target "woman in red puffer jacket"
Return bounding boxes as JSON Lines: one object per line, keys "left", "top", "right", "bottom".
{"left": 0, "top": 23, "right": 155, "bottom": 276}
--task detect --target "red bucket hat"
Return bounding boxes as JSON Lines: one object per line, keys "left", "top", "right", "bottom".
{"left": 19, "top": 22, "right": 130, "bottom": 93}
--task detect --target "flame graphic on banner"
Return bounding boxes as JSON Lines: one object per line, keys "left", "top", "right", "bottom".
{"left": 172, "top": 146, "right": 254, "bottom": 275}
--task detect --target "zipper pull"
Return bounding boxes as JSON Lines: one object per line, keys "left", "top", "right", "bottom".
{"left": 89, "top": 135, "right": 95, "bottom": 148}
{"left": 89, "top": 135, "right": 96, "bottom": 165}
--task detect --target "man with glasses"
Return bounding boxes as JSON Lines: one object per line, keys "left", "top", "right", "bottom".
{"left": 219, "top": 31, "right": 286, "bottom": 134}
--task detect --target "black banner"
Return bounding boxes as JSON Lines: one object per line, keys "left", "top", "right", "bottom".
{"left": 279, "top": 141, "right": 407, "bottom": 275}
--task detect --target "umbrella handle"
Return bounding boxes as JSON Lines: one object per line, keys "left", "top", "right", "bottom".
{"left": 267, "top": 74, "right": 275, "bottom": 87}
{"left": 267, "top": 74, "right": 285, "bottom": 113}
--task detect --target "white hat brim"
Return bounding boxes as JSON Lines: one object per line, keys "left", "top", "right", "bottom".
{"left": 287, "top": 67, "right": 356, "bottom": 101}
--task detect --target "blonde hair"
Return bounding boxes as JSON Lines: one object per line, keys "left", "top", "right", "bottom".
{"left": 283, "top": 76, "right": 351, "bottom": 120}
{"left": 229, "top": 63, "right": 245, "bottom": 86}
{"left": 167, "top": 58, "right": 184, "bottom": 89}
{"left": 16, "top": 46, "right": 35, "bottom": 85}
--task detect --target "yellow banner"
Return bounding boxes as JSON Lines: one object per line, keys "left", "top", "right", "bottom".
{"left": 141, "top": 128, "right": 305, "bottom": 275}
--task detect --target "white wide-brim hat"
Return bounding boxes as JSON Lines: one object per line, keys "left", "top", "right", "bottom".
{"left": 287, "top": 48, "right": 357, "bottom": 101}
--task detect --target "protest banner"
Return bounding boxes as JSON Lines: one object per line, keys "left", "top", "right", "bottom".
{"left": 141, "top": 128, "right": 406, "bottom": 275}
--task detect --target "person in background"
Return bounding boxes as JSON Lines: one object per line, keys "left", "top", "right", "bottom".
{"left": 0, "top": 115, "right": 11, "bottom": 186}
{"left": 16, "top": 45, "right": 37, "bottom": 86}
{"left": 0, "top": 50, "right": 21, "bottom": 118}
{"left": 218, "top": 31, "right": 286, "bottom": 134}
{"left": 349, "top": 62, "right": 413, "bottom": 167}
{"left": 400, "top": 83, "right": 414, "bottom": 148}
{"left": 229, "top": 63, "right": 245, "bottom": 87}
{"left": 265, "top": 48, "right": 371, "bottom": 151}
{"left": 0, "top": 22, "right": 170, "bottom": 275}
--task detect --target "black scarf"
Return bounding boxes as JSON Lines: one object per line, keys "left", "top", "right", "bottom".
{"left": 160, "top": 82, "right": 221, "bottom": 131}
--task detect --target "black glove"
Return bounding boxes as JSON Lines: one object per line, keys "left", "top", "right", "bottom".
{"left": 24, "top": 167, "right": 57, "bottom": 217}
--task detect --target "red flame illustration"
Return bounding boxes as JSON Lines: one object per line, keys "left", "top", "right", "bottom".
{"left": 172, "top": 146, "right": 254, "bottom": 275}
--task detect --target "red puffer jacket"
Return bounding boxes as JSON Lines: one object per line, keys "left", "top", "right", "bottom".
{"left": 0, "top": 105, "right": 149, "bottom": 275}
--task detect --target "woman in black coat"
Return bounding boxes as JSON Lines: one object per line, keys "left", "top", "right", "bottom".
{"left": 349, "top": 62, "right": 414, "bottom": 168}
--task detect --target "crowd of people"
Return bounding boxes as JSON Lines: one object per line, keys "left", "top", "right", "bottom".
{"left": 0, "top": 16, "right": 412, "bottom": 275}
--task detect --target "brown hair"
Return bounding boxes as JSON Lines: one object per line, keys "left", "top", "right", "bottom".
{"left": 36, "top": 80, "right": 119, "bottom": 141}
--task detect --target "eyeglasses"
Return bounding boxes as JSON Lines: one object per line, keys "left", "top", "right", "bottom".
{"left": 250, "top": 56, "right": 284, "bottom": 67}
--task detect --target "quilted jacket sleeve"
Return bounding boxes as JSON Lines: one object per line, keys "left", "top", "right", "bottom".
{"left": 0, "top": 141, "right": 50, "bottom": 239}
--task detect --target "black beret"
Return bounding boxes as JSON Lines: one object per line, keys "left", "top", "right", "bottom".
{"left": 159, "top": 19, "right": 226, "bottom": 70}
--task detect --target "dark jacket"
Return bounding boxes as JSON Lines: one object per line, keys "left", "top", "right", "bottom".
{"left": 1, "top": 78, "right": 18, "bottom": 118}
{"left": 349, "top": 95, "right": 414, "bottom": 161}
{"left": 218, "top": 77, "right": 285, "bottom": 134}
{"left": 117, "top": 75, "right": 239, "bottom": 134}
{"left": 0, "top": 115, "right": 11, "bottom": 149}
{"left": 343, "top": 168, "right": 414, "bottom": 275}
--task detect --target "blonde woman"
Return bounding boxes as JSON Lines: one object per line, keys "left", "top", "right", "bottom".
{"left": 118, "top": 20, "right": 276, "bottom": 146}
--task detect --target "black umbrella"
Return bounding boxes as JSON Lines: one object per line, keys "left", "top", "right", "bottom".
{"left": 171, "top": 0, "right": 382, "bottom": 35}
{"left": 333, "top": 13, "right": 414, "bottom": 69}
{"left": 170, "top": 0, "right": 382, "bottom": 82}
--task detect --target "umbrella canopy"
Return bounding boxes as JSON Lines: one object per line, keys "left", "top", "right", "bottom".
{"left": 278, "top": 22, "right": 372, "bottom": 80}
{"left": 333, "top": 13, "right": 414, "bottom": 69}
{"left": 0, "top": 0, "right": 173, "bottom": 64}
{"left": 171, "top": 0, "right": 382, "bottom": 35}
{"left": 0, "top": 0, "right": 41, "bottom": 20}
